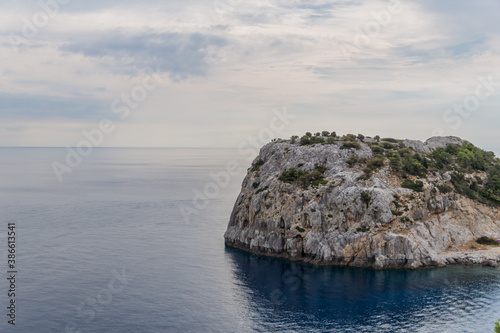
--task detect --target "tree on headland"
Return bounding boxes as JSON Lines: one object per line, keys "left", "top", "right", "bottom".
{"left": 495, "top": 319, "right": 500, "bottom": 333}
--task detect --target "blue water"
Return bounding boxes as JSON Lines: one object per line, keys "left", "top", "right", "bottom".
{"left": 0, "top": 148, "right": 499, "bottom": 332}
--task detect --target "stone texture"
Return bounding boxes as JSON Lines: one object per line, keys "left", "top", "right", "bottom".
{"left": 224, "top": 137, "right": 500, "bottom": 269}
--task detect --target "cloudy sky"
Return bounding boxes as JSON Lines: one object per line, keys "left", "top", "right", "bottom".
{"left": 1, "top": 0, "right": 500, "bottom": 152}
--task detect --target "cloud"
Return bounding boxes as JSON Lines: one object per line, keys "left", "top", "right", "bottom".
{"left": 0, "top": 92, "right": 110, "bottom": 121}
{"left": 0, "top": 0, "right": 499, "bottom": 151}
{"left": 59, "top": 32, "right": 227, "bottom": 80}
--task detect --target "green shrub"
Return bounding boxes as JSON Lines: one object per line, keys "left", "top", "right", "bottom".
{"left": 322, "top": 131, "right": 330, "bottom": 136}
{"left": 402, "top": 154, "right": 427, "bottom": 176}
{"left": 345, "top": 134, "right": 357, "bottom": 141}
{"left": 382, "top": 142, "right": 396, "bottom": 149}
{"left": 296, "top": 226, "right": 306, "bottom": 232}
{"left": 495, "top": 319, "right": 500, "bottom": 333}
{"left": 371, "top": 145, "right": 384, "bottom": 154}
{"left": 315, "top": 132, "right": 321, "bottom": 136}
{"left": 340, "top": 141, "right": 361, "bottom": 150}
{"left": 278, "top": 164, "right": 328, "bottom": 188}
{"left": 476, "top": 236, "right": 499, "bottom": 246}
{"left": 362, "top": 167, "right": 373, "bottom": 178}
{"left": 251, "top": 159, "right": 265, "bottom": 171}
{"left": 346, "top": 155, "right": 358, "bottom": 168}
{"left": 314, "top": 164, "right": 327, "bottom": 173}
{"left": 357, "top": 134, "right": 365, "bottom": 141}
{"left": 306, "top": 132, "right": 312, "bottom": 137}
{"left": 398, "top": 148, "right": 411, "bottom": 157}
{"left": 360, "top": 192, "right": 371, "bottom": 207}
{"left": 389, "top": 153, "right": 402, "bottom": 171}
{"left": 290, "top": 135, "right": 299, "bottom": 144}
{"left": 300, "top": 135, "right": 311, "bottom": 145}
{"left": 382, "top": 138, "right": 400, "bottom": 143}
{"left": 356, "top": 226, "right": 370, "bottom": 232}
{"left": 330, "top": 131, "right": 337, "bottom": 137}
{"left": 252, "top": 182, "right": 260, "bottom": 189}
{"left": 437, "top": 184, "right": 452, "bottom": 194}
{"left": 367, "top": 157, "right": 384, "bottom": 171}
{"left": 255, "top": 186, "right": 269, "bottom": 194}
{"left": 326, "top": 136, "right": 336, "bottom": 144}
{"left": 401, "top": 179, "right": 424, "bottom": 192}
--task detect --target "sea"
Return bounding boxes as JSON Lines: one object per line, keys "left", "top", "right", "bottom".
{"left": 0, "top": 148, "right": 499, "bottom": 333}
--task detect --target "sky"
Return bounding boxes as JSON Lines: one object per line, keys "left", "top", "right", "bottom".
{"left": 1, "top": 0, "right": 500, "bottom": 152}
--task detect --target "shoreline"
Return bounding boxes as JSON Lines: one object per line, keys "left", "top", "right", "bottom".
{"left": 225, "top": 239, "right": 500, "bottom": 270}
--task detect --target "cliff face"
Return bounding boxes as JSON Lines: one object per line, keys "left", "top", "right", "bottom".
{"left": 224, "top": 136, "right": 500, "bottom": 269}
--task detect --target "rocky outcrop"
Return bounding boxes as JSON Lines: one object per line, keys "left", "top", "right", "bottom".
{"left": 224, "top": 136, "right": 500, "bottom": 269}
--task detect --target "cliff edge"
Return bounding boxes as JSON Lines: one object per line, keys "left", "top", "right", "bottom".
{"left": 224, "top": 133, "right": 500, "bottom": 269}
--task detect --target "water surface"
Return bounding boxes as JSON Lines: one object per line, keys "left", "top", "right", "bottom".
{"left": 0, "top": 148, "right": 499, "bottom": 332}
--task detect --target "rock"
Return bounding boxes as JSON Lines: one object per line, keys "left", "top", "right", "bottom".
{"left": 224, "top": 136, "right": 500, "bottom": 269}
{"left": 403, "top": 136, "right": 464, "bottom": 153}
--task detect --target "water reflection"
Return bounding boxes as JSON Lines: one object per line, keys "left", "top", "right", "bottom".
{"left": 225, "top": 247, "right": 500, "bottom": 332}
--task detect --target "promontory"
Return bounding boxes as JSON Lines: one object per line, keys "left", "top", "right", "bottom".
{"left": 224, "top": 132, "right": 500, "bottom": 269}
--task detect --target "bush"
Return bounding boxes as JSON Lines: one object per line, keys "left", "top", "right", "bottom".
{"left": 252, "top": 182, "right": 260, "bottom": 189}
{"left": 322, "top": 131, "right": 330, "bottom": 136}
{"left": 251, "top": 159, "right": 265, "bottom": 171}
{"left": 340, "top": 141, "right": 361, "bottom": 150}
{"left": 367, "top": 157, "right": 384, "bottom": 171}
{"left": 382, "top": 138, "right": 400, "bottom": 143}
{"left": 255, "top": 186, "right": 269, "bottom": 194}
{"left": 401, "top": 179, "right": 424, "bottom": 192}
{"left": 344, "top": 134, "right": 357, "bottom": 141}
{"left": 290, "top": 135, "right": 299, "bottom": 144}
{"left": 371, "top": 145, "right": 384, "bottom": 154}
{"left": 315, "top": 132, "right": 321, "bottom": 136}
{"left": 495, "top": 319, "right": 500, "bottom": 333}
{"left": 356, "top": 227, "right": 370, "bottom": 232}
{"left": 437, "top": 184, "right": 452, "bottom": 194}
{"left": 306, "top": 132, "right": 312, "bottom": 137}
{"left": 346, "top": 155, "right": 358, "bottom": 168}
{"left": 314, "top": 164, "right": 327, "bottom": 173}
{"left": 300, "top": 135, "right": 311, "bottom": 145}
{"left": 360, "top": 192, "right": 371, "bottom": 207}
{"left": 382, "top": 142, "right": 396, "bottom": 149}
{"left": 301, "top": 135, "right": 325, "bottom": 145}
{"left": 296, "top": 226, "right": 306, "bottom": 232}
{"left": 278, "top": 164, "right": 328, "bottom": 188}
{"left": 402, "top": 154, "right": 427, "bottom": 176}
{"left": 476, "top": 236, "right": 499, "bottom": 246}
{"left": 330, "top": 131, "right": 337, "bottom": 137}
{"left": 357, "top": 134, "right": 365, "bottom": 141}
{"left": 326, "top": 137, "right": 336, "bottom": 144}
{"left": 389, "top": 153, "right": 402, "bottom": 171}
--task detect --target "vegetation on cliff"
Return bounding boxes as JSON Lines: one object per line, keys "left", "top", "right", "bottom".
{"left": 279, "top": 131, "right": 500, "bottom": 206}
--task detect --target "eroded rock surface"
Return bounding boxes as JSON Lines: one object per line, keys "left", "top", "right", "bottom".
{"left": 224, "top": 136, "right": 500, "bottom": 269}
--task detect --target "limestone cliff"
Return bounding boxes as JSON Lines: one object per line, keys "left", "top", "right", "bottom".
{"left": 224, "top": 134, "right": 500, "bottom": 269}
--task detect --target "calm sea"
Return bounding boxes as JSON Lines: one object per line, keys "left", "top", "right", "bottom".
{"left": 0, "top": 148, "right": 499, "bottom": 333}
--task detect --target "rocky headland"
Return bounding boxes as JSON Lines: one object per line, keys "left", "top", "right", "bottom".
{"left": 224, "top": 132, "right": 500, "bottom": 269}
